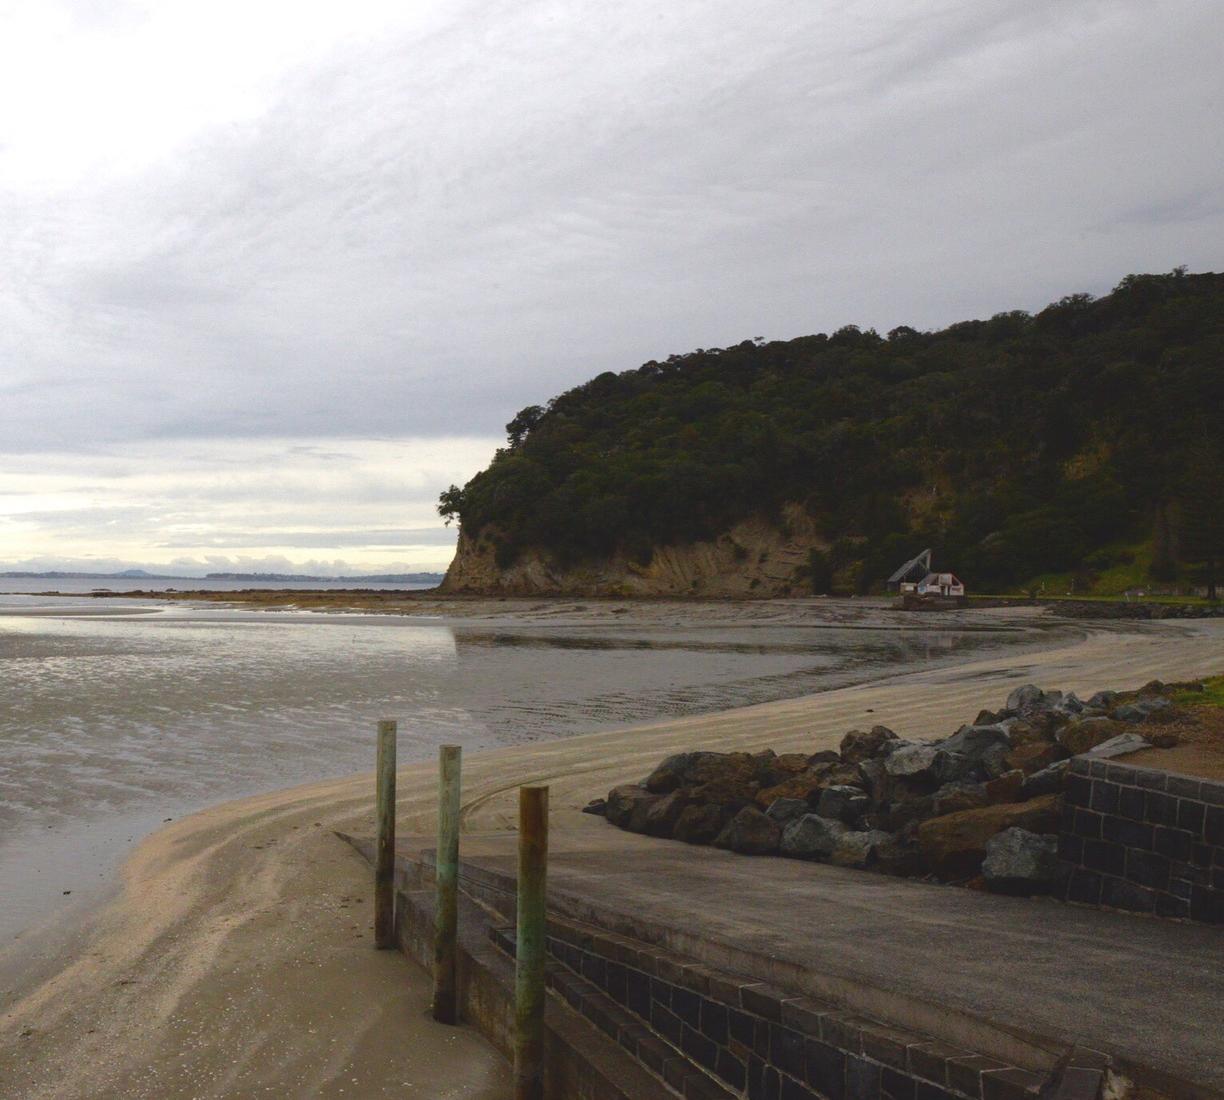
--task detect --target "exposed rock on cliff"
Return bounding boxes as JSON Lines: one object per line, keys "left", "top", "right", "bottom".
{"left": 439, "top": 504, "right": 827, "bottom": 597}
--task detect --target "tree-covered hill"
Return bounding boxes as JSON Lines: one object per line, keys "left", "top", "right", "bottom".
{"left": 439, "top": 270, "right": 1224, "bottom": 595}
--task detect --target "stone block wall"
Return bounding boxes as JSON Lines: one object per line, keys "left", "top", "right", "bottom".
{"left": 495, "top": 918, "right": 1072, "bottom": 1100}
{"left": 1059, "top": 758, "right": 1224, "bottom": 923}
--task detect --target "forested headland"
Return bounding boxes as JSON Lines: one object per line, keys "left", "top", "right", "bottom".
{"left": 439, "top": 269, "right": 1223, "bottom": 597}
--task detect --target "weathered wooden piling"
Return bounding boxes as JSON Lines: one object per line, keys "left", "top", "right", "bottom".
{"left": 514, "top": 785, "right": 549, "bottom": 1100}
{"left": 374, "top": 718, "right": 397, "bottom": 949}
{"left": 432, "top": 744, "right": 462, "bottom": 1023}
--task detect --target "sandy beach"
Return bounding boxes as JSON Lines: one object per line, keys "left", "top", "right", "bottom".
{"left": 3, "top": 612, "right": 1223, "bottom": 1099}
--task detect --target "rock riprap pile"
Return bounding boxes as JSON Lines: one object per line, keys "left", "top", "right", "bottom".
{"left": 595, "top": 681, "right": 1190, "bottom": 895}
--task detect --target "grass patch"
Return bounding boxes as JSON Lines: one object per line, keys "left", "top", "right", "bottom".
{"left": 1173, "top": 676, "right": 1224, "bottom": 708}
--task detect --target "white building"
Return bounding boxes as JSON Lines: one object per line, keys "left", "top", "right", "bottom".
{"left": 899, "top": 571, "right": 965, "bottom": 597}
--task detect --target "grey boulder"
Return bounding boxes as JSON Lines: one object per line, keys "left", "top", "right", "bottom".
{"left": 780, "top": 814, "right": 845, "bottom": 860}
{"left": 884, "top": 743, "right": 941, "bottom": 779}
{"left": 829, "top": 828, "right": 892, "bottom": 868}
{"left": 605, "top": 784, "right": 659, "bottom": 830}
{"left": 1020, "top": 759, "right": 1071, "bottom": 798}
{"left": 840, "top": 725, "right": 899, "bottom": 764}
{"left": 982, "top": 828, "right": 1058, "bottom": 895}
{"left": 1084, "top": 733, "right": 1151, "bottom": 759}
{"left": 1006, "top": 684, "right": 1046, "bottom": 712}
{"left": 765, "top": 797, "right": 810, "bottom": 826}
{"left": 817, "top": 784, "right": 871, "bottom": 824}
{"left": 940, "top": 723, "right": 1012, "bottom": 762}
{"left": 931, "top": 750, "right": 976, "bottom": 785}
{"left": 1114, "top": 697, "right": 1173, "bottom": 723}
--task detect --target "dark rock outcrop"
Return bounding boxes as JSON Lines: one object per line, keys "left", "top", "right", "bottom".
{"left": 982, "top": 827, "right": 1059, "bottom": 895}
{"left": 605, "top": 785, "right": 658, "bottom": 830}
{"left": 714, "top": 806, "right": 781, "bottom": 855}
{"left": 673, "top": 803, "right": 731, "bottom": 845}
{"left": 839, "top": 725, "right": 898, "bottom": 764}
{"left": 916, "top": 795, "right": 1060, "bottom": 880}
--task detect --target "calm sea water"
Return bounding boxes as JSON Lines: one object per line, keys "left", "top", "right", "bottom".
{"left": 0, "top": 576, "right": 437, "bottom": 594}
{"left": 0, "top": 594, "right": 1067, "bottom": 946}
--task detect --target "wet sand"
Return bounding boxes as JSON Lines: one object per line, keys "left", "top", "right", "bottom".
{"left": 3, "top": 614, "right": 1223, "bottom": 1099}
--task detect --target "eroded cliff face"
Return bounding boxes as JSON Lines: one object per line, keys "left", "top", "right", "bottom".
{"left": 439, "top": 505, "right": 827, "bottom": 597}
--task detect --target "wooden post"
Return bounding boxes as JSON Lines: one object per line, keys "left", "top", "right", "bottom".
{"left": 374, "top": 718, "right": 397, "bottom": 949}
{"left": 514, "top": 785, "right": 549, "bottom": 1100}
{"left": 432, "top": 744, "right": 462, "bottom": 1023}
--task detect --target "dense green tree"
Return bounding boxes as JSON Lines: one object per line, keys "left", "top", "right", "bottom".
{"left": 440, "top": 270, "right": 1224, "bottom": 591}
{"left": 1177, "top": 439, "right": 1224, "bottom": 600}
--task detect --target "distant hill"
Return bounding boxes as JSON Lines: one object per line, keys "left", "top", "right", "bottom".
{"left": 438, "top": 269, "right": 1224, "bottom": 597}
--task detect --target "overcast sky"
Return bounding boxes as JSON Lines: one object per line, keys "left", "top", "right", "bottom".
{"left": 1, "top": 1, "right": 1220, "bottom": 575}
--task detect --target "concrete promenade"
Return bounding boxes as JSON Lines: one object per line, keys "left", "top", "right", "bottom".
{"left": 405, "top": 817, "right": 1224, "bottom": 1096}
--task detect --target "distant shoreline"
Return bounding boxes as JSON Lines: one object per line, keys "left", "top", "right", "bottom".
{"left": 18, "top": 586, "right": 1223, "bottom": 620}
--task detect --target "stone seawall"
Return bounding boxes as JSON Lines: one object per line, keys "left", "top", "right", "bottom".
{"left": 396, "top": 848, "right": 1129, "bottom": 1100}
{"left": 1060, "top": 758, "right": 1224, "bottom": 922}
{"left": 490, "top": 922, "right": 1094, "bottom": 1100}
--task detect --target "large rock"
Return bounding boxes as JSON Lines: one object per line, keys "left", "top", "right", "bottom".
{"left": 644, "top": 751, "right": 719, "bottom": 793}
{"left": 858, "top": 757, "right": 889, "bottom": 803}
{"left": 1005, "top": 684, "right": 1046, "bottom": 712}
{"left": 754, "top": 765, "right": 835, "bottom": 808}
{"left": 872, "top": 794, "right": 935, "bottom": 833}
{"left": 645, "top": 751, "right": 756, "bottom": 796}
{"left": 673, "top": 803, "right": 731, "bottom": 845}
{"left": 874, "top": 830, "right": 925, "bottom": 876}
{"left": 606, "top": 784, "right": 659, "bottom": 830}
{"left": 940, "top": 723, "right": 1012, "bottom": 762}
{"left": 829, "top": 829, "right": 892, "bottom": 868}
{"left": 1114, "top": 697, "right": 1173, "bottom": 723}
{"left": 643, "top": 790, "right": 690, "bottom": 837}
{"left": 983, "top": 769, "right": 1025, "bottom": 804}
{"left": 1054, "top": 692, "right": 1085, "bottom": 716}
{"left": 916, "top": 795, "right": 1061, "bottom": 880}
{"left": 819, "top": 763, "right": 867, "bottom": 789}
{"left": 1006, "top": 718, "right": 1057, "bottom": 746}
{"left": 931, "top": 750, "right": 976, "bottom": 785}
{"left": 1058, "top": 717, "right": 1119, "bottom": 755}
{"left": 1005, "top": 740, "right": 1064, "bottom": 775}
{"left": 840, "top": 725, "right": 899, "bottom": 764}
{"left": 714, "top": 806, "right": 781, "bottom": 855}
{"left": 691, "top": 774, "right": 761, "bottom": 810}
{"left": 933, "top": 781, "right": 989, "bottom": 816}
{"left": 978, "top": 742, "right": 1013, "bottom": 780}
{"left": 982, "top": 828, "right": 1059, "bottom": 895}
{"left": 884, "top": 743, "right": 941, "bottom": 780}
{"left": 816, "top": 784, "right": 871, "bottom": 824}
{"left": 1084, "top": 733, "right": 1151, "bottom": 759}
{"left": 765, "top": 797, "right": 809, "bottom": 826}
{"left": 756, "top": 752, "right": 814, "bottom": 788}
{"left": 780, "top": 814, "right": 846, "bottom": 860}
{"left": 1020, "top": 759, "right": 1071, "bottom": 798}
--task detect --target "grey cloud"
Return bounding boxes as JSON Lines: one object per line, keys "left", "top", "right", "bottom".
{"left": 1098, "top": 189, "right": 1224, "bottom": 230}
{"left": 7, "top": 0, "right": 1222, "bottom": 454}
{"left": 1, "top": 1, "right": 1221, "bottom": 564}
